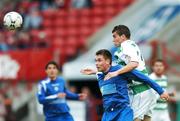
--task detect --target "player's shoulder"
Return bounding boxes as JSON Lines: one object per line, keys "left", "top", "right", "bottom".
{"left": 110, "top": 65, "right": 122, "bottom": 71}
{"left": 39, "top": 78, "right": 51, "bottom": 85}
{"left": 121, "top": 40, "right": 134, "bottom": 46}
{"left": 56, "top": 76, "right": 66, "bottom": 82}
{"left": 149, "top": 73, "right": 156, "bottom": 78}
{"left": 161, "top": 75, "right": 167, "bottom": 80}
{"left": 57, "top": 76, "right": 64, "bottom": 79}
{"left": 121, "top": 40, "right": 138, "bottom": 50}
{"left": 96, "top": 72, "right": 104, "bottom": 80}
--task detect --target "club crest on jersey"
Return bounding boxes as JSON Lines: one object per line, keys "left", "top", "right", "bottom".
{"left": 54, "top": 86, "right": 59, "bottom": 91}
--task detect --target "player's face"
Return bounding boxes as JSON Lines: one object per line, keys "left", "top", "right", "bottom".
{"left": 46, "top": 64, "right": 58, "bottom": 80}
{"left": 153, "top": 62, "right": 165, "bottom": 76}
{"left": 95, "top": 55, "right": 110, "bottom": 72}
{"left": 112, "top": 32, "right": 123, "bottom": 47}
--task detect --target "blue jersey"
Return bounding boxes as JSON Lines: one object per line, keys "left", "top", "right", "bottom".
{"left": 96, "top": 65, "right": 164, "bottom": 112}
{"left": 37, "top": 76, "right": 79, "bottom": 118}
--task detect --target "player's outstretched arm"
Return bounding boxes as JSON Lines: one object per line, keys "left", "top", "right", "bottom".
{"left": 126, "top": 70, "right": 170, "bottom": 101}
{"left": 80, "top": 68, "right": 97, "bottom": 75}
{"left": 104, "top": 61, "right": 138, "bottom": 80}
{"left": 126, "top": 70, "right": 165, "bottom": 95}
{"left": 65, "top": 89, "right": 87, "bottom": 100}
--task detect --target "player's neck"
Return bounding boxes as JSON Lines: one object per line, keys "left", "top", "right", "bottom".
{"left": 50, "top": 77, "right": 57, "bottom": 81}
{"left": 104, "top": 66, "right": 111, "bottom": 73}
{"left": 155, "top": 73, "right": 163, "bottom": 78}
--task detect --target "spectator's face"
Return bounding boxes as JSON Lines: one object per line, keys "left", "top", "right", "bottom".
{"left": 112, "top": 32, "right": 124, "bottom": 47}
{"left": 46, "top": 64, "right": 58, "bottom": 79}
{"left": 153, "top": 62, "right": 165, "bottom": 76}
{"left": 95, "top": 55, "right": 110, "bottom": 72}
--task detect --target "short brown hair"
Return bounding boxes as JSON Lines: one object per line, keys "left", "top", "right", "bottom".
{"left": 45, "top": 61, "right": 59, "bottom": 70}
{"left": 112, "top": 25, "right": 131, "bottom": 39}
{"left": 96, "top": 49, "right": 112, "bottom": 65}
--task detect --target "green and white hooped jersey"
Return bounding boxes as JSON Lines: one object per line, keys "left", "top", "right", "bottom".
{"left": 149, "top": 73, "right": 168, "bottom": 110}
{"left": 114, "top": 40, "right": 149, "bottom": 86}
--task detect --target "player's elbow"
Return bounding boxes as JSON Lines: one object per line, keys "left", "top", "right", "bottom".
{"left": 130, "top": 61, "right": 139, "bottom": 69}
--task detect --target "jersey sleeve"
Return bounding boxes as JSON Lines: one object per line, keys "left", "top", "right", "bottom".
{"left": 60, "top": 77, "right": 79, "bottom": 100}
{"left": 37, "top": 82, "right": 58, "bottom": 104}
{"left": 125, "top": 70, "right": 164, "bottom": 95}
{"left": 64, "top": 88, "right": 79, "bottom": 100}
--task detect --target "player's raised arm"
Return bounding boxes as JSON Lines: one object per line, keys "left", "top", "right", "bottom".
{"left": 80, "top": 68, "right": 97, "bottom": 75}
{"left": 125, "top": 70, "right": 169, "bottom": 100}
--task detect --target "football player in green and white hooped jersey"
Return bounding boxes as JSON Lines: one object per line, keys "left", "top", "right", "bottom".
{"left": 150, "top": 59, "right": 175, "bottom": 121}
{"left": 104, "top": 25, "right": 160, "bottom": 121}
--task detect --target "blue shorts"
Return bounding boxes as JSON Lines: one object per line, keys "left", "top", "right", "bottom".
{"left": 45, "top": 112, "right": 74, "bottom": 121}
{"left": 102, "top": 106, "right": 133, "bottom": 121}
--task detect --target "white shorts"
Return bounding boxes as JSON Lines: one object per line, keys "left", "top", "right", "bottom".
{"left": 152, "top": 109, "right": 171, "bottom": 121}
{"left": 129, "top": 89, "right": 157, "bottom": 120}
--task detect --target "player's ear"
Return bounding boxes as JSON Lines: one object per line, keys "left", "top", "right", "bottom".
{"left": 121, "top": 34, "right": 126, "bottom": 39}
{"left": 106, "top": 59, "right": 111, "bottom": 65}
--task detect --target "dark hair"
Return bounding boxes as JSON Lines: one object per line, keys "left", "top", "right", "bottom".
{"left": 112, "top": 25, "right": 131, "bottom": 39}
{"left": 96, "top": 49, "right": 112, "bottom": 64}
{"left": 152, "top": 59, "right": 165, "bottom": 65}
{"left": 45, "top": 61, "right": 59, "bottom": 70}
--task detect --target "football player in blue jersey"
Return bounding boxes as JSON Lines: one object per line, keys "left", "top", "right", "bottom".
{"left": 83, "top": 49, "right": 169, "bottom": 121}
{"left": 37, "top": 61, "right": 87, "bottom": 121}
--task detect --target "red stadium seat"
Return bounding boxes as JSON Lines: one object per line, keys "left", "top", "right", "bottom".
{"left": 79, "top": 17, "right": 91, "bottom": 26}
{"left": 42, "top": 19, "right": 53, "bottom": 28}
{"left": 92, "top": 7, "right": 104, "bottom": 17}
{"left": 105, "top": 6, "right": 116, "bottom": 16}
{"left": 79, "top": 9, "right": 92, "bottom": 17}
{"left": 68, "top": 9, "right": 79, "bottom": 17}
{"left": 43, "top": 29, "right": 54, "bottom": 39}
{"left": 67, "top": 17, "right": 79, "bottom": 27}
{"left": 65, "top": 37, "right": 78, "bottom": 48}
{"left": 54, "top": 18, "right": 67, "bottom": 27}
{"left": 52, "top": 38, "right": 66, "bottom": 49}
{"left": 66, "top": 27, "right": 79, "bottom": 36}
{"left": 92, "top": 16, "right": 104, "bottom": 26}
{"left": 54, "top": 28, "right": 68, "bottom": 37}
{"left": 79, "top": 26, "right": 92, "bottom": 36}
{"left": 56, "top": 10, "right": 68, "bottom": 18}
{"left": 41, "top": 9, "right": 56, "bottom": 19}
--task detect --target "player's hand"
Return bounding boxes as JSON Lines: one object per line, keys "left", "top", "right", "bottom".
{"left": 78, "top": 93, "right": 87, "bottom": 100}
{"left": 57, "top": 93, "right": 66, "bottom": 98}
{"left": 80, "top": 68, "right": 96, "bottom": 75}
{"left": 160, "top": 91, "right": 169, "bottom": 101}
{"left": 104, "top": 71, "right": 118, "bottom": 80}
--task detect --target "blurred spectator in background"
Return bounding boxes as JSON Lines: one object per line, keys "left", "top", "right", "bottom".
{"left": 35, "top": 31, "right": 50, "bottom": 48}
{"left": 0, "top": 93, "right": 6, "bottom": 121}
{"left": 17, "top": 0, "right": 31, "bottom": 18}
{"left": 0, "top": 33, "right": 9, "bottom": 51}
{"left": 53, "top": 0, "right": 65, "bottom": 9}
{"left": 53, "top": 0, "right": 71, "bottom": 9}
{"left": 16, "top": 31, "right": 31, "bottom": 49}
{"left": 81, "top": 86, "right": 97, "bottom": 121}
{"left": 71, "top": 0, "right": 93, "bottom": 8}
{"left": 3, "top": 94, "right": 16, "bottom": 121}
{"left": 150, "top": 59, "right": 175, "bottom": 121}
{"left": 24, "top": 8, "right": 42, "bottom": 30}
{"left": 69, "top": 86, "right": 78, "bottom": 93}
{"left": 6, "top": 34, "right": 17, "bottom": 50}
{"left": 39, "top": 0, "right": 55, "bottom": 10}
